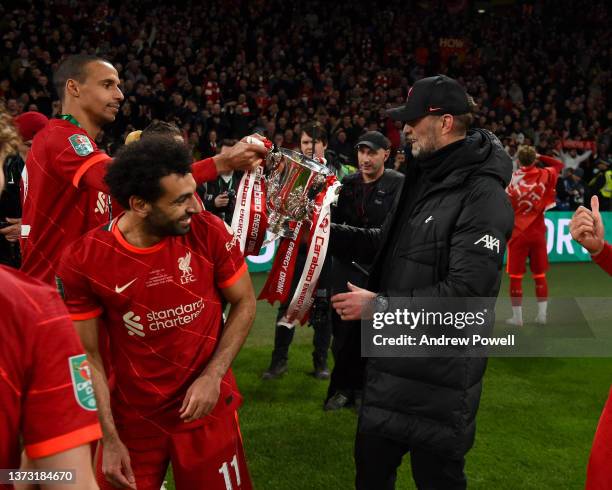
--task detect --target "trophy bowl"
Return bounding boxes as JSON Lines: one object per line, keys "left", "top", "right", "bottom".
{"left": 265, "top": 147, "right": 333, "bottom": 240}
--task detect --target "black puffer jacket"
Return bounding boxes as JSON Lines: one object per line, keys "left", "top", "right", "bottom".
{"left": 330, "top": 129, "right": 514, "bottom": 458}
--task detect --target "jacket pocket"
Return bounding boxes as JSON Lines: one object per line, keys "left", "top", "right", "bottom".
{"left": 399, "top": 240, "right": 446, "bottom": 267}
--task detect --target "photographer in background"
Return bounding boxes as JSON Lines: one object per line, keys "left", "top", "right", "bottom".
{"left": 200, "top": 139, "right": 242, "bottom": 225}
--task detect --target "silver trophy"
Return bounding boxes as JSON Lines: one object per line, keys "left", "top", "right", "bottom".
{"left": 264, "top": 147, "right": 333, "bottom": 240}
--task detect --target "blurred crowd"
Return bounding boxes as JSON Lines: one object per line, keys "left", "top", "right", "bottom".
{"left": 0, "top": 0, "right": 611, "bottom": 208}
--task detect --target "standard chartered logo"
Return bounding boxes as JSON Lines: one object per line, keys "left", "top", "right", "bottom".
{"left": 123, "top": 299, "right": 203, "bottom": 338}
{"left": 123, "top": 311, "right": 145, "bottom": 337}
{"left": 147, "top": 299, "right": 203, "bottom": 330}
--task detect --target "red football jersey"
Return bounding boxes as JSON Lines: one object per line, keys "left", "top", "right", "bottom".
{"left": 592, "top": 243, "right": 612, "bottom": 276}
{"left": 506, "top": 164, "right": 560, "bottom": 237}
{"left": 21, "top": 117, "right": 112, "bottom": 285}
{"left": 57, "top": 211, "right": 247, "bottom": 437}
{"left": 0, "top": 265, "right": 101, "bottom": 469}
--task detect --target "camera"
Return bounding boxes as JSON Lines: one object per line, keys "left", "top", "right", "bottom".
{"left": 309, "top": 288, "right": 330, "bottom": 327}
{"left": 227, "top": 189, "right": 236, "bottom": 200}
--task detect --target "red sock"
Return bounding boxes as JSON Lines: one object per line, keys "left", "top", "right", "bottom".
{"left": 534, "top": 274, "right": 548, "bottom": 301}
{"left": 509, "top": 275, "right": 523, "bottom": 306}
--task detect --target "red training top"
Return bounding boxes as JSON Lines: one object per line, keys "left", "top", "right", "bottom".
{"left": 506, "top": 155, "right": 564, "bottom": 238}
{"left": 0, "top": 265, "right": 101, "bottom": 468}
{"left": 591, "top": 243, "right": 612, "bottom": 275}
{"left": 57, "top": 212, "right": 247, "bottom": 437}
{"left": 21, "top": 117, "right": 112, "bottom": 284}
{"left": 21, "top": 115, "right": 219, "bottom": 286}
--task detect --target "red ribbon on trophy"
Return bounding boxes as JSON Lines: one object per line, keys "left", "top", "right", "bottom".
{"left": 231, "top": 138, "right": 271, "bottom": 256}
{"left": 257, "top": 220, "right": 306, "bottom": 305}
{"left": 259, "top": 175, "right": 340, "bottom": 325}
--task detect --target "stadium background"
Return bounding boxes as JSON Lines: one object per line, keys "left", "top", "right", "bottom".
{"left": 2, "top": 0, "right": 611, "bottom": 487}
{"left": 246, "top": 212, "right": 612, "bottom": 271}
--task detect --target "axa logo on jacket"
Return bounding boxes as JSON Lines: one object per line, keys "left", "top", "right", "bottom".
{"left": 474, "top": 234, "right": 500, "bottom": 253}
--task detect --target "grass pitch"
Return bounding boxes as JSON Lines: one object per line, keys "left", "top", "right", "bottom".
{"left": 167, "top": 263, "right": 612, "bottom": 489}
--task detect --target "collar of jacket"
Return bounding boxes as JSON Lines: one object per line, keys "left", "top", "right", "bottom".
{"left": 417, "top": 138, "right": 466, "bottom": 182}
{"left": 414, "top": 129, "right": 511, "bottom": 201}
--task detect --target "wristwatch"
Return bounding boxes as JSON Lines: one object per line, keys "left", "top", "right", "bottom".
{"left": 374, "top": 294, "right": 389, "bottom": 314}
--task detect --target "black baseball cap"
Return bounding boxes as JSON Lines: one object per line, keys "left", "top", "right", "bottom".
{"left": 387, "top": 75, "right": 471, "bottom": 123}
{"left": 355, "top": 131, "right": 390, "bottom": 151}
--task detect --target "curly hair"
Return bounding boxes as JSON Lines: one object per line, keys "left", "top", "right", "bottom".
{"left": 104, "top": 135, "right": 192, "bottom": 209}
{"left": 0, "top": 102, "right": 22, "bottom": 164}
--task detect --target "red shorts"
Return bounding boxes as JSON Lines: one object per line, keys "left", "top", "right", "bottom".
{"left": 96, "top": 412, "right": 252, "bottom": 490}
{"left": 506, "top": 232, "right": 549, "bottom": 276}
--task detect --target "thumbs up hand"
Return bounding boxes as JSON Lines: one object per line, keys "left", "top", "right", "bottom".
{"left": 570, "top": 196, "right": 605, "bottom": 255}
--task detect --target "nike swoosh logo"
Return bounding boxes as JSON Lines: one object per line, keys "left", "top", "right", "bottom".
{"left": 115, "top": 278, "right": 137, "bottom": 294}
{"left": 428, "top": 106, "right": 442, "bottom": 112}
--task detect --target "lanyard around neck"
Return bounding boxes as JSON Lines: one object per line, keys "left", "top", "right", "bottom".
{"left": 56, "top": 114, "right": 81, "bottom": 128}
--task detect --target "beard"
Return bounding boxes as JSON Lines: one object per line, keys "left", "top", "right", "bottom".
{"left": 412, "top": 140, "right": 437, "bottom": 161}
{"left": 410, "top": 127, "right": 439, "bottom": 161}
{"left": 145, "top": 206, "right": 192, "bottom": 237}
